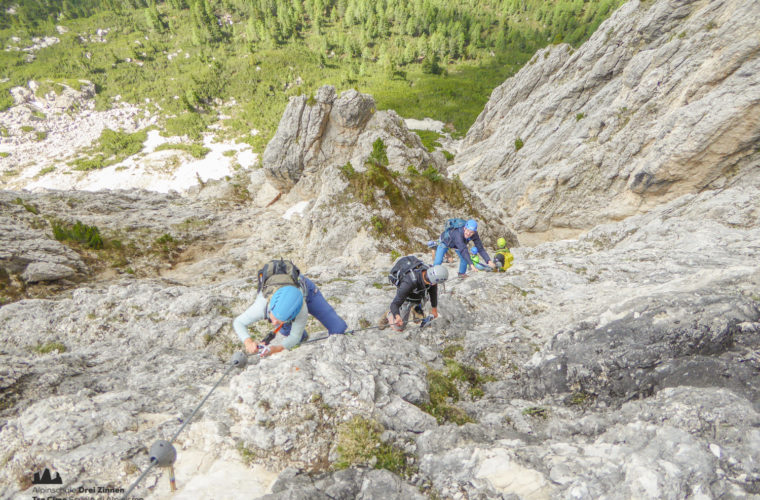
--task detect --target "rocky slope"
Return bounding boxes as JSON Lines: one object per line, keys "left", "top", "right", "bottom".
{"left": 1, "top": 0, "right": 759, "bottom": 499}
{"left": 1, "top": 161, "right": 757, "bottom": 499}
{"left": 452, "top": 0, "right": 760, "bottom": 245}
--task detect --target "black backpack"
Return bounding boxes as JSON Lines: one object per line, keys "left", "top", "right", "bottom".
{"left": 257, "top": 259, "right": 302, "bottom": 297}
{"left": 388, "top": 256, "right": 428, "bottom": 288}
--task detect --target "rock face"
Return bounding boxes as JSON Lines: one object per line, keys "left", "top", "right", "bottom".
{"left": 263, "top": 85, "right": 440, "bottom": 191}
{"left": 452, "top": 0, "right": 760, "bottom": 243}
{"left": 0, "top": 198, "right": 86, "bottom": 284}
{"left": 1, "top": 0, "right": 759, "bottom": 498}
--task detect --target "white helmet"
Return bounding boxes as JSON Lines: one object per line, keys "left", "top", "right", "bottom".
{"left": 426, "top": 265, "right": 449, "bottom": 284}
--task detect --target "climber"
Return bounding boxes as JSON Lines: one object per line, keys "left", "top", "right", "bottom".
{"left": 469, "top": 247, "right": 492, "bottom": 271}
{"left": 427, "top": 240, "right": 454, "bottom": 264}
{"left": 380, "top": 256, "right": 449, "bottom": 331}
{"left": 492, "top": 237, "right": 514, "bottom": 271}
{"left": 434, "top": 218, "right": 495, "bottom": 277}
{"left": 232, "top": 259, "right": 347, "bottom": 356}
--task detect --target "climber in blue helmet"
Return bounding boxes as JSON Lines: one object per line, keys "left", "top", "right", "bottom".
{"left": 469, "top": 247, "right": 491, "bottom": 271}
{"left": 434, "top": 218, "right": 496, "bottom": 277}
{"left": 232, "top": 259, "right": 347, "bottom": 357}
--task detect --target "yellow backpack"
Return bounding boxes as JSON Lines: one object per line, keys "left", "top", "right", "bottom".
{"left": 493, "top": 249, "right": 513, "bottom": 271}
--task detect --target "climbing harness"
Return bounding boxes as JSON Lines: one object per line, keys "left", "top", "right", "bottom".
{"left": 121, "top": 351, "right": 251, "bottom": 500}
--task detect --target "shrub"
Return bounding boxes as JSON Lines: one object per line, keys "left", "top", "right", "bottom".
{"left": 422, "top": 166, "right": 443, "bottom": 182}
{"left": 370, "top": 215, "right": 384, "bottom": 232}
{"left": 514, "top": 138, "right": 524, "bottom": 151}
{"left": 52, "top": 220, "right": 104, "bottom": 249}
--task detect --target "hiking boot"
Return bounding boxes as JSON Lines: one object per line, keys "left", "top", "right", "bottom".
{"left": 378, "top": 312, "right": 390, "bottom": 330}
{"left": 411, "top": 305, "right": 424, "bottom": 321}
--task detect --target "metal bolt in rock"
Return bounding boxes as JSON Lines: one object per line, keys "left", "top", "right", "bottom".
{"left": 149, "top": 440, "right": 177, "bottom": 467}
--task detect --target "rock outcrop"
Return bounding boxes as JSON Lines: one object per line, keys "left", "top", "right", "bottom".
{"left": 259, "top": 85, "right": 517, "bottom": 261}
{"left": 263, "top": 86, "right": 440, "bottom": 191}
{"left": 0, "top": 198, "right": 86, "bottom": 284}
{"left": 452, "top": 0, "right": 760, "bottom": 243}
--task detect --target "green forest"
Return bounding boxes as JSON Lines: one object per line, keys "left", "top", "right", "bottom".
{"left": 0, "top": 0, "right": 623, "bottom": 148}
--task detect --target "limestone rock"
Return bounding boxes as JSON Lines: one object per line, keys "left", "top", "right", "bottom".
{"left": 453, "top": 0, "right": 760, "bottom": 242}
{"left": 263, "top": 85, "right": 434, "bottom": 191}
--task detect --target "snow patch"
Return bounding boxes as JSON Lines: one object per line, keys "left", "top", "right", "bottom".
{"left": 283, "top": 200, "right": 310, "bottom": 220}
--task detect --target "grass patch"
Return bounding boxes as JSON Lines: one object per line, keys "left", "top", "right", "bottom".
{"left": 33, "top": 342, "right": 66, "bottom": 354}
{"left": 339, "top": 138, "right": 480, "bottom": 252}
{"left": 13, "top": 197, "right": 39, "bottom": 214}
{"left": 419, "top": 367, "right": 473, "bottom": 425}
{"left": 413, "top": 129, "right": 443, "bottom": 152}
{"left": 335, "top": 416, "right": 416, "bottom": 477}
{"left": 569, "top": 391, "right": 594, "bottom": 406}
{"left": 153, "top": 142, "right": 211, "bottom": 158}
{"left": 418, "top": 354, "right": 494, "bottom": 424}
{"left": 163, "top": 112, "right": 212, "bottom": 141}
{"left": 36, "top": 166, "right": 55, "bottom": 177}
{"left": 441, "top": 344, "right": 464, "bottom": 358}
{"left": 71, "top": 128, "right": 147, "bottom": 171}
{"left": 522, "top": 406, "right": 549, "bottom": 418}
{"left": 236, "top": 442, "right": 256, "bottom": 466}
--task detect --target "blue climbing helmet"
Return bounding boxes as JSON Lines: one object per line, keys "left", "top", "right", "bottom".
{"left": 465, "top": 219, "right": 477, "bottom": 231}
{"left": 268, "top": 286, "right": 303, "bottom": 322}
{"left": 470, "top": 247, "right": 478, "bottom": 255}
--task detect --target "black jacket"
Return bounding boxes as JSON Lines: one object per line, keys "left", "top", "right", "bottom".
{"left": 442, "top": 226, "right": 490, "bottom": 267}
{"left": 389, "top": 268, "right": 438, "bottom": 316}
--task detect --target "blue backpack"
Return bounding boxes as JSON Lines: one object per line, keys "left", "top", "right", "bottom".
{"left": 441, "top": 218, "right": 467, "bottom": 245}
